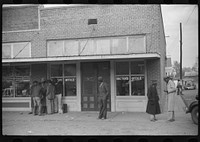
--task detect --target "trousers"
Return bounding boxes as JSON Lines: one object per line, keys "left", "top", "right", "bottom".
{"left": 98, "top": 96, "right": 108, "bottom": 119}
{"left": 46, "top": 97, "right": 54, "bottom": 114}
{"left": 33, "top": 97, "right": 42, "bottom": 115}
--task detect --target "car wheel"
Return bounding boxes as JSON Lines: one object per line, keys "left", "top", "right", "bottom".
{"left": 191, "top": 106, "right": 198, "bottom": 125}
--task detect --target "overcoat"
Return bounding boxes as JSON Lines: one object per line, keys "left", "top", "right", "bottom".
{"left": 167, "top": 80, "right": 176, "bottom": 111}
{"left": 146, "top": 85, "right": 161, "bottom": 115}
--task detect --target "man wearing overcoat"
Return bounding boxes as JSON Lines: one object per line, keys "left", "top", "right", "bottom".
{"left": 98, "top": 76, "right": 109, "bottom": 120}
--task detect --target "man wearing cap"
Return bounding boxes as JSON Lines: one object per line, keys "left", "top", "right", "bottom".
{"left": 146, "top": 80, "right": 161, "bottom": 122}
{"left": 164, "top": 76, "right": 177, "bottom": 122}
{"left": 98, "top": 76, "right": 109, "bottom": 120}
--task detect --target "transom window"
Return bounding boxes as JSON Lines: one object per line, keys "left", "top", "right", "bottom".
{"left": 2, "top": 42, "right": 31, "bottom": 59}
{"left": 116, "top": 61, "right": 145, "bottom": 96}
{"left": 47, "top": 35, "right": 145, "bottom": 57}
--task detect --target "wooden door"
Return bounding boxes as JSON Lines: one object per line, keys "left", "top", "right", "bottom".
{"left": 81, "top": 62, "right": 110, "bottom": 111}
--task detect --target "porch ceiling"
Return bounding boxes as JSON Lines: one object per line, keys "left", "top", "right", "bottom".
{"left": 2, "top": 53, "right": 160, "bottom": 63}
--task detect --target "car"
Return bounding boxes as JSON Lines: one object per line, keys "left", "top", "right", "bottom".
{"left": 186, "top": 95, "right": 198, "bottom": 125}
{"left": 184, "top": 81, "right": 196, "bottom": 90}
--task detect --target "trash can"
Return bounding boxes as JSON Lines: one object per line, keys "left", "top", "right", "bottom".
{"left": 63, "top": 104, "right": 68, "bottom": 113}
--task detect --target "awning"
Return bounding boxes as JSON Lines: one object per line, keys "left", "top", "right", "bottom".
{"left": 2, "top": 53, "right": 160, "bottom": 63}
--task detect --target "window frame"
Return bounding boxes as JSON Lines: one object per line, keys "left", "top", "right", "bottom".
{"left": 2, "top": 42, "right": 31, "bottom": 59}
{"left": 50, "top": 62, "right": 77, "bottom": 97}
{"left": 2, "top": 64, "right": 31, "bottom": 98}
{"left": 115, "top": 60, "right": 146, "bottom": 97}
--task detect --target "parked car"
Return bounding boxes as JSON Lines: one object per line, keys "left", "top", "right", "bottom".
{"left": 186, "top": 95, "right": 198, "bottom": 125}
{"left": 184, "top": 81, "right": 196, "bottom": 90}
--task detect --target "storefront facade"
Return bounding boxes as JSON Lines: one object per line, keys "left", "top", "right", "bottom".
{"left": 2, "top": 5, "right": 166, "bottom": 112}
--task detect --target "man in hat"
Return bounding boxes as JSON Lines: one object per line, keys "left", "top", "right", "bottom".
{"left": 146, "top": 80, "right": 161, "bottom": 122}
{"left": 164, "top": 76, "right": 177, "bottom": 122}
{"left": 97, "top": 76, "right": 109, "bottom": 120}
{"left": 31, "top": 81, "right": 42, "bottom": 116}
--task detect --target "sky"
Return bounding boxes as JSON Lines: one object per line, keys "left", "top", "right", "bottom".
{"left": 161, "top": 5, "right": 198, "bottom": 68}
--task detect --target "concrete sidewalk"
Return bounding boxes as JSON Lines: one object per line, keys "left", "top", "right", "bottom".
{"left": 2, "top": 110, "right": 198, "bottom": 135}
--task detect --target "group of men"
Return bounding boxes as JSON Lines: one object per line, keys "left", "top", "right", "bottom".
{"left": 28, "top": 78, "right": 63, "bottom": 116}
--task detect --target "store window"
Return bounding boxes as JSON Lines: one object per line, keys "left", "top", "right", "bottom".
{"left": 64, "top": 64, "right": 76, "bottom": 96}
{"left": 2, "top": 65, "right": 31, "bottom": 98}
{"left": 51, "top": 64, "right": 63, "bottom": 77}
{"left": 116, "top": 61, "right": 145, "bottom": 96}
{"left": 2, "top": 42, "right": 31, "bottom": 59}
{"left": 50, "top": 63, "right": 77, "bottom": 97}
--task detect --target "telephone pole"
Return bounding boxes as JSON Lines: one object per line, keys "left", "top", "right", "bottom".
{"left": 180, "top": 23, "right": 182, "bottom": 80}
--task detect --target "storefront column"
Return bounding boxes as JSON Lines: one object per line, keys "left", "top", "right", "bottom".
{"left": 110, "top": 61, "right": 116, "bottom": 112}
{"left": 76, "top": 61, "right": 81, "bottom": 111}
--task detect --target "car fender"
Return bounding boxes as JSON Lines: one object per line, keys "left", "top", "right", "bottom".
{"left": 186, "top": 101, "right": 198, "bottom": 113}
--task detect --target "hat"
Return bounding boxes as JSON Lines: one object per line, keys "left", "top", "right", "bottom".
{"left": 98, "top": 76, "right": 103, "bottom": 82}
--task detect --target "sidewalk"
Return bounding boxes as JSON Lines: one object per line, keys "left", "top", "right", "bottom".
{"left": 2, "top": 110, "right": 198, "bottom": 135}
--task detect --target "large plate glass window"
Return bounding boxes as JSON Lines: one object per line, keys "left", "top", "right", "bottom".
{"left": 116, "top": 61, "right": 145, "bottom": 96}
{"left": 2, "top": 65, "right": 31, "bottom": 98}
{"left": 64, "top": 64, "right": 76, "bottom": 96}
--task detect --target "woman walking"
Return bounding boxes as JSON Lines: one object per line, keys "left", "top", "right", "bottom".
{"left": 146, "top": 80, "right": 161, "bottom": 122}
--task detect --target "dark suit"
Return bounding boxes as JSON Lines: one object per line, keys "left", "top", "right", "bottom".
{"left": 98, "top": 82, "right": 109, "bottom": 119}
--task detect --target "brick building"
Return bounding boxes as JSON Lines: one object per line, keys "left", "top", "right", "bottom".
{"left": 2, "top": 5, "right": 166, "bottom": 112}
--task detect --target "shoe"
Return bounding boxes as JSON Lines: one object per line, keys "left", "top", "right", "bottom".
{"left": 154, "top": 118, "right": 158, "bottom": 121}
{"left": 150, "top": 119, "right": 156, "bottom": 122}
{"left": 28, "top": 112, "right": 32, "bottom": 114}
{"left": 167, "top": 119, "right": 175, "bottom": 122}
{"left": 101, "top": 118, "right": 106, "bottom": 120}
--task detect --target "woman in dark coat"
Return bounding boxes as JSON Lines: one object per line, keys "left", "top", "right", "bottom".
{"left": 146, "top": 80, "right": 161, "bottom": 122}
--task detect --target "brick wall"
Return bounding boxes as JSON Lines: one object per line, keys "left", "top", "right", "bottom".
{"left": 2, "top": 6, "right": 39, "bottom": 32}
{"left": 3, "top": 5, "right": 165, "bottom": 58}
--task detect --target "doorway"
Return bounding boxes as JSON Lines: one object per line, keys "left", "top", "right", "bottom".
{"left": 81, "top": 61, "right": 111, "bottom": 111}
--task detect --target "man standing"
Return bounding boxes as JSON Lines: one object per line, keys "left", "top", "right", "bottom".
{"left": 40, "top": 78, "right": 47, "bottom": 115}
{"left": 46, "top": 80, "right": 55, "bottom": 114}
{"left": 146, "top": 80, "right": 161, "bottom": 122}
{"left": 31, "top": 81, "right": 42, "bottom": 116}
{"left": 98, "top": 76, "right": 109, "bottom": 120}
{"left": 54, "top": 78, "right": 63, "bottom": 114}
{"left": 164, "top": 76, "right": 177, "bottom": 122}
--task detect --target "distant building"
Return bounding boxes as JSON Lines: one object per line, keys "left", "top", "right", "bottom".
{"left": 165, "top": 57, "right": 176, "bottom": 77}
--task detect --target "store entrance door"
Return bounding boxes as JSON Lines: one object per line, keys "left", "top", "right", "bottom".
{"left": 81, "top": 62, "right": 111, "bottom": 111}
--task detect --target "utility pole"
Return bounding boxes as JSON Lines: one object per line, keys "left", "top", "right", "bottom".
{"left": 180, "top": 23, "right": 182, "bottom": 80}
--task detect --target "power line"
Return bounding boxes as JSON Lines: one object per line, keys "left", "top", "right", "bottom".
{"left": 167, "top": 6, "right": 197, "bottom": 54}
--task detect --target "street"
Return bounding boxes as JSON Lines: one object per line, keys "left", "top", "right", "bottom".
{"left": 2, "top": 110, "right": 198, "bottom": 136}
